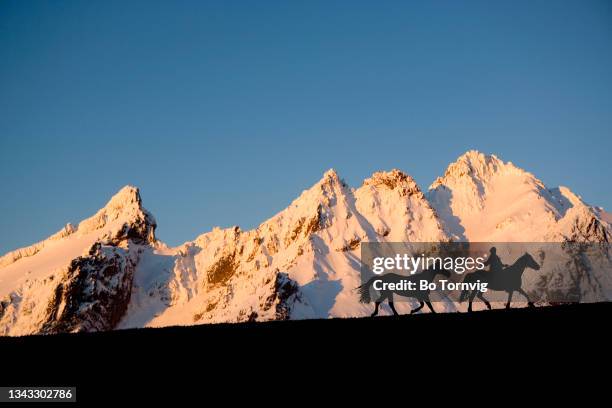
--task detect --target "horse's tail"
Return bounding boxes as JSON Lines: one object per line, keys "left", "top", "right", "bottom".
{"left": 357, "top": 277, "right": 377, "bottom": 303}
{"left": 459, "top": 274, "right": 475, "bottom": 303}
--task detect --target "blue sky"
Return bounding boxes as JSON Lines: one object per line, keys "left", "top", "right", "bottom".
{"left": 1, "top": 0, "right": 611, "bottom": 253}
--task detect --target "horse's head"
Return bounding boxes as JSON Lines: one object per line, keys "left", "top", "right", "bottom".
{"left": 521, "top": 252, "right": 540, "bottom": 270}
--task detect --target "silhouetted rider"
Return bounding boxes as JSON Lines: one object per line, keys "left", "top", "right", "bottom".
{"left": 484, "top": 247, "right": 507, "bottom": 274}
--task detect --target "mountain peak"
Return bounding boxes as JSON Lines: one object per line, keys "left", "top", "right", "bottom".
{"left": 0, "top": 185, "right": 157, "bottom": 269}
{"left": 76, "top": 185, "right": 156, "bottom": 244}
{"left": 323, "top": 168, "right": 338, "bottom": 178}
{"left": 362, "top": 169, "right": 421, "bottom": 196}
{"left": 458, "top": 149, "right": 498, "bottom": 161}
{"left": 430, "top": 150, "right": 529, "bottom": 190}
{"left": 315, "top": 168, "right": 348, "bottom": 191}
{"left": 321, "top": 168, "right": 342, "bottom": 183}
{"left": 451, "top": 150, "right": 505, "bottom": 175}
{"left": 104, "top": 185, "right": 143, "bottom": 211}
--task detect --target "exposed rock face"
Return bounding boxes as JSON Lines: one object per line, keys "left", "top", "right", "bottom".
{"left": 268, "top": 272, "right": 300, "bottom": 320}
{"left": 41, "top": 243, "right": 139, "bottom": 334}
{"left": 364, "top": 169, "right": 423, "bottom": 197}
{"left": 567, "top": 209, "right": 609, "bottom": 243}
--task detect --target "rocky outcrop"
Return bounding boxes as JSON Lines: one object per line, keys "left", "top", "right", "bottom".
{"left": 267, "top": 272, "right": 300, "bottom": 320}
{"left": 41, "top": 243, "right": 139, "bottom": 334}
{"left": 363, "top": 169, "right": 422, "bottom": 197}
{"left": 567, "top": 211, "right": 609, "bottom": 243}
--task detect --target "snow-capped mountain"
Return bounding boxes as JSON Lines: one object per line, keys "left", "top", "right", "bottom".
{"left": 0, "top": 151, "right": 610, "bottom": 335}
{"left": 120, "top": 168, "right": 448, "bottom": 328}
{"left": 0, "top": 186, "right": 156, "bottom": 335}
{"left": 427, "top": 150, "right": 610, "bottom": 242}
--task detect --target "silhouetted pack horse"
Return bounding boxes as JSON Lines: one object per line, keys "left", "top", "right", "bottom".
{"left": 459, "top": 252, "right": 540, "bottom": 312}
{"left": 358, "top": 268, "right": 451, "bottom": 316}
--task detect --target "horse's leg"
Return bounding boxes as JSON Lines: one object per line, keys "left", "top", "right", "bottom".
{"left": 411, "top": 301, "right": 424, "bottom": 314}
{"left": 371, "top": 292, "right": 388, "bottom": 316}
{"left": 468, "top": 290, "right": 478, "bottom": 312}
{"left": 424, "top": 295, "right": 435, "bottom": 313}
{"left": 386, "top": 292, "right": 399, "bottom": 316}
{"left": 371, "top": 301, "right": 380, "bottom": 317}
{"left": 388, "top": 301, "right": 399, "bottom": 316}
{"left": 517, "top": 288, "right": 535, "bottom": 307}
{"left": 477, "top": 292, "right": 492, "bottom": 310}
{"left": 506, "top": 291, "right": 513, "bottom": 309}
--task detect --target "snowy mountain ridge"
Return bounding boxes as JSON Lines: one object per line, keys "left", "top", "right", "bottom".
{"left": 0, "top": 185, "right": 156, "bottom": 269}
{"left": 427, "top": 150, "right": 608, "bottom": 242}
{"left": 0, "top": 151, "right": 610, "bottom": 335}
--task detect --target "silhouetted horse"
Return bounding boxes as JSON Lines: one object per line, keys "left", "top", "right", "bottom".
{"left": 358, "top": 268, "right": 451, "bottom": 316}
{"left": 459, "top": 252, "right": 540, "bottom": 312}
